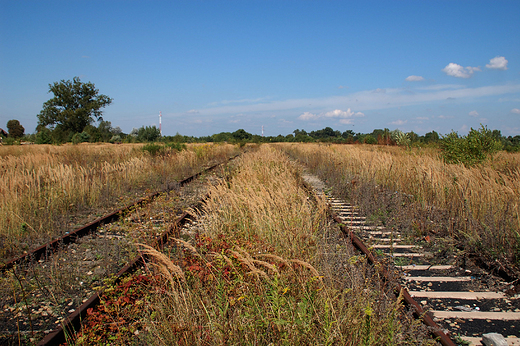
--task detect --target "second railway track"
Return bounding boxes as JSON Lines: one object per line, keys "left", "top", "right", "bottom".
{"left": 4, "top": 147, "right": 518, "bottom": 345}
{"left": 0, "top": 156, "right": 238, "bottom": 345}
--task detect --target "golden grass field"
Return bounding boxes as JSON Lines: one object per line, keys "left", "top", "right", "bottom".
{"left": 89, "top": 145, "right": 429, "bottom": 345}
{"left": 0, "top": 142, "right": 239, "bottom": 261}
{"left": 4, "top": 142, "right": 515, "bottom": 344}
{"left": 278, "top": 143, "right": 520, "bottom": 269}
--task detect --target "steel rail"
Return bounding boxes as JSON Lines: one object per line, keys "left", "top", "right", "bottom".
{"left": 36, "top": 211, "right": 192, "bottom": 346}
{"left": 34, "top": 154, "right": 241, "bottom": 345}
{"left": 1, "top": 156, "right": 237, "bottom": 273}
{"left": 333, "top": 215, "right": 456, "bottom": 346}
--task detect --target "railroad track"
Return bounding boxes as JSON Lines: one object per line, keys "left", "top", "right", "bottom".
{"left": 6, "top": 153, "right": 516, "bottom": 345}
{"left": 324, "top": 191, "right": 520, "bottom": 345}
{"left": 0, "top": 155, "right": 238, "bottom": 345}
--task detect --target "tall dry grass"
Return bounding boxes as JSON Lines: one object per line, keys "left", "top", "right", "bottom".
{"left": 278, "top": 143, "right": 520, "bottom": 266}
{"left": 139, "top": 145, "right": 430, "bottom": 345}
{"left": 0, "top": 143, "right": 239, "bottom": 261}
{"left": 201, "top": 145, "right": 327, "bottom": 259}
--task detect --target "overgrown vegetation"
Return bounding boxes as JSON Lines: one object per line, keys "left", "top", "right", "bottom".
{"left": 0, "top": 143, "right": 239, "bottom": 262}
{"left": 279, "top": 143, "right": 520, "bottom": 274}
{"left": 74, "top": 146, "right": 430, "bottom": 345}
{"left": 441, "top": 125, "right": 503, "bottom": 166}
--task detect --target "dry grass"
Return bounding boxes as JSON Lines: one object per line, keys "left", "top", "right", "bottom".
{"left": 200, "top": 145, "right": 328, "bottom": 259}
{"left": 0, "top": 143, "right": 239, "bottom": 261}
{"left": 278, "top": 143, "right": 520, "bottom": 267}
{"left": 139, "top": 145, "right": 431, "bottom": 345}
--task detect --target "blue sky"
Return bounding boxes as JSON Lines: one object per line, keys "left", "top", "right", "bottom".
{"left": 1, "top": 1, "right": 519, "bottom": 137}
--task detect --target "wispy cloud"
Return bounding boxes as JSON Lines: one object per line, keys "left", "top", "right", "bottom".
{"left": 469, "top": 110, "right": 479, "bottom": 117}
{"left": 390, "top": 119, "right": 407, "bottom": 125}
{"left": 171, "top": 83, "right": 520, "bottom": 122}
{"left": 486, "top": 56, "right": 508, "bottom": 70}
{"left": 299, "top": 109, "right": 364, "bottom": 122}
{"left": 511, "top": 108, "right": 520, "bottom": 114}
{"left": 442, "top": 63, "right": 481, "bottom": 78}
{"left": 405, "top": 75, "right": 424, "bottom": 82}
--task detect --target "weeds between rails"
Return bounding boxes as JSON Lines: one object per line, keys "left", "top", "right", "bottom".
{"left": 0, "top": 155, "right": 234, "bottom": 345}
{"left": 73, "top": 146, "right": 432, "bottom": 345}
{"left": 0, "top": 143, "right": 241, "bottom": 263}
{"left": 278, "top": 143, "right": 520, "bottom": 278}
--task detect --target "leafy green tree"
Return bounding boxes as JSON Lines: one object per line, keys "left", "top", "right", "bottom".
{"left": 137, "top": 126, "right": 161, "bottom": 142}
{"left": 363, "top": 135, "right": 377, "bottom": 144}
{"left": 37, "top": 77, "right": 112, "bottom": 139}
{"left": 232, "top": 129, "right": 252, "bottom": 140}
{"left": 293, "top": 129, "right": 308, "bottom": 137}
{"left": 423, "top": 131, "right": 440, "bottom": 143}
{"left": 7, "top": 119, "right": 25, "bottom": 138}
{"left": 35, "top": 127, "right": 52, "bottom": 144}
{"left": 310, "top": 127, "right": 339, "bottom": 139}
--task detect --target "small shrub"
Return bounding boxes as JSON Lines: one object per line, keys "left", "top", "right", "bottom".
{"left": 109, "top": 135, "right": 122, "bottom": 144}
{"left": 165, "top": 142, "right": 186, "bottom": 152}
{"left": 364, "top": 135, "right": 377, "bottom": 144}
{"left": 391, "top": 130, "right": 411, "bottom": 148}
{"left": 441, "top": 125, "right": 502, "bottom": 166}
{"left": 141, "top": 143, "right": 164, "bottom": 156}
{"left": 2, "top": 137, "right": 18, "bottom": 145}
{"left": 71, "top": 132, "right": 91, "bottom": 144}
{"left": 35, "top": 128, "right": 53, "bottom": 144}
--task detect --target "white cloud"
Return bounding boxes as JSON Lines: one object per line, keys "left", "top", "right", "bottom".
{"left": 442, "top": 63, "right": 481, "bottom": 78}
{"left": 486, "top": 56, "right": 508, "bottom": 70}
{"left": 511, "top": 108, "right": 520, "bottom": 114}
{"left": 187, "top": 109, "right": 199, "bottom": 114}
{"left": 299, "top": 112, "right": 317, "bottom": 120}
{"left": 169, "top": 83, "right": 520, "bottom": 122}
{"left": 438, "top": 115, "right": 453, "bottom": 119}
{"left": 469, "top": 110, "right": 479, "bottom": 117}
{"left": 298, "top": 108, "right": 364, "bottom": 121}
{"left": 324, "top": 109, "right": 354, "bottom": 118}
{"left": 372, "top": 88, "right": 386, "bottom": 93}
{"left": 405, "top": 75, "right": 424, "bottom": 82}
{"left": 390, "top": 119, "right": 407, "bottom": 125}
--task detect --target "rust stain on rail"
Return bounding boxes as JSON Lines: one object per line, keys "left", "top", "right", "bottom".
{"left": 1, "top": 158, "right": 236, "bottom": 273}
{"left": 333, "top": 214, "right": 455, "bottom": 346}
{"left": 36, "top": 211, "right": 192, "bottom": 346}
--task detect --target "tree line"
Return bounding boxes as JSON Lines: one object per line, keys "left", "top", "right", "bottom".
{"left": 1, "top": 77, "right": 519, "bottom": 155}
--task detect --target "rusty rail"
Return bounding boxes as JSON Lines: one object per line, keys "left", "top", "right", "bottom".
{"left": 36, "top": 211, "right": 192, "bottom": 346}
{"left": 2, "top": 157, "right": 237, "bottom": 273}
{"left": 333, "top": 214, "right": 455, "bottom": 346}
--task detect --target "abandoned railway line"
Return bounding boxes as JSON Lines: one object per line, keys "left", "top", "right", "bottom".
{"left": 0, "top": 157, "right": 237, "bottom": 345}
{"left": 324, "top": 191, "right": 520, "bottom": 345}
{"left": 1, "top": 148, "right": 519, "bottom": 346}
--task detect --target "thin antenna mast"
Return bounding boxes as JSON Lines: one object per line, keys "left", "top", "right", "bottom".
{"left": 159, "top": 111, "right": 162, "bottom": 136}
